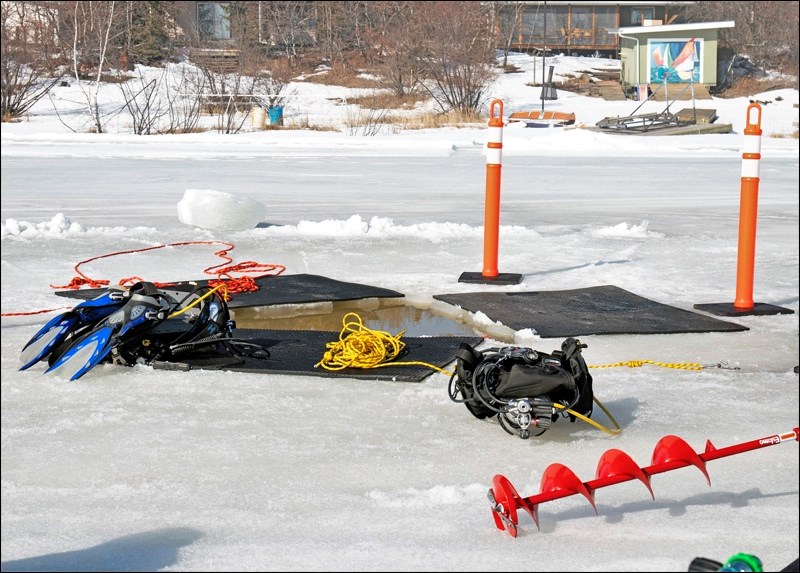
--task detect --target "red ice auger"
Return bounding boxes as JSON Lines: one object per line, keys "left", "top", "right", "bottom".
{"left": 488, "top": 427, "right": 799, "bottom": 538}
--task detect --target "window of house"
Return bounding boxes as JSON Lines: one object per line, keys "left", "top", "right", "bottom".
{"left": 631, "top": 7, "right": 655, "bottom": 25}
{"left": 594, "top": 7, "right": 616, "bottom": 44}
{"left": 197, "top": 2, "right": 231, "bottom": 40}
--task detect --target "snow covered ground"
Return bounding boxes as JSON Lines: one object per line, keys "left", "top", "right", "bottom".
{"left": 1, "top": 53, "right": 798, "bottom": 572}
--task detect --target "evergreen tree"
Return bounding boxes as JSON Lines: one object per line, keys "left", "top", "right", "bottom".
{"left": 128, "top": 1, "right": 175, "bottom": 67}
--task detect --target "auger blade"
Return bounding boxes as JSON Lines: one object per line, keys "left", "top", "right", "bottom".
{"left": 595, "top": 448, "right": 654, "bottom": 499}
{"left": 649, "top": 434, "right": 710, "bottom": 485}
{"left": 488, "top": 428, "right": 799, "bottom": 537}
{"left": 540, "top": 463, "right": 596, "bottom": 512}
{"left": 489, "top": 474, "right": 538, "bottom": 536}
{"left": 488, "top": 488, "right": 517, "bottom": 537}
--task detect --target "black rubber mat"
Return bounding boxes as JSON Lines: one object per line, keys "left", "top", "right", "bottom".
{"left": 152, "top": 330, "right": 484, "bottom": 382}
{"left": 55, "top": 274, "right": 404, "bottom": 309}
{"left": 433, "top": 285, "right": 748, "bottom": 338}
{"left": 693, "top": 301, "right": 795, "bottom": 317}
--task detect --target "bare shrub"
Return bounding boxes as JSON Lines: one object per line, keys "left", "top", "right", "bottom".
{"left": 119, "top": 70, "right": 168, "bottom": 134}
{"left": 344, "top": 105, "right": 391, "bottom": 136}
{"left": 364, "top": 2, "right": 424, "bottom": 98}
{"left": 192, "top": 58, "right": 262, "bottom": 133}
{"left": 1, "top": 1, "right": 63, "bottom": 121}
{"left": 62, "top": 1, "right": 124, "bottom": 133}
{"left": 163, "top": 64, "right": 205, "bottom": 134}
{"left": 413, "top": 2, "right": 497, "bottom": 114}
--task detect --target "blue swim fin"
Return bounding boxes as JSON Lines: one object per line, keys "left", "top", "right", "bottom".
{"left": 19, "top": 287, "right": 129, "bottom": 371}
{"left": 45, "top": 325, "right": 117, "bottom": 381}
{"left": 44, "top": 288, "right": 170, "bottom": 381}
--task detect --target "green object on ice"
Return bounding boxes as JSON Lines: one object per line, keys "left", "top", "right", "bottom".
{"left": 720, "top": 553, "right": 763, "bottom": 572}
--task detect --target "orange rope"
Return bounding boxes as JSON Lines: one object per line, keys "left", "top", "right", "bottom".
{"left": 1, "top": 241, "right": 285, "bottom": 317}
{"left": 1, "top": 307, "right": 72, "bottom": 317}
{"left": 50, "top": 240, "right": 285, "bottom": 293}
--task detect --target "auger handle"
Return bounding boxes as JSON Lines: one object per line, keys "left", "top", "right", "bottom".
{"left": 699, "top": 427, "right": 798, "bottom": 462}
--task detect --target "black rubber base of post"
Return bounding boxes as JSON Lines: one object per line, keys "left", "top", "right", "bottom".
{"left": 693, "top": 302, "right": 795, "bottom": 317}
{"left": 458, "top": 272, "right": 523, "bottom": 285}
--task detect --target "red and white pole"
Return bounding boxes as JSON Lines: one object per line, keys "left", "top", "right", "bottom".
{"left": 734, "top": 102, "right": 762, "bottom": 311}
{"left": 483, "top": 99, "right": 504, "bottom": 278}
{"left": 693, "top": 102, "right": 792, "bottom": 317}
{"left": 458, "top": 99, "right": 521, "bottom": 284}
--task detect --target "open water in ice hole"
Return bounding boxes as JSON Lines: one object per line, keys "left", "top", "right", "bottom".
{"left": 231, "top": 300, "right": 483, "bottom": 338}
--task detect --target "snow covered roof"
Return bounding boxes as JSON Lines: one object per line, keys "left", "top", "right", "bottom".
{"left": 617, "top": 21, "right": 735, "bottom": 35}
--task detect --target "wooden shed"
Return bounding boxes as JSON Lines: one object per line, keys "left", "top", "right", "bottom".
{"left": 617, "top": 21, "right": 735, "bottom": 98}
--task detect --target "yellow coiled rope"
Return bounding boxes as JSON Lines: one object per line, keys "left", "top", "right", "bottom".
{"left": 315, "top": 312, "right": 454, "bottom": 376}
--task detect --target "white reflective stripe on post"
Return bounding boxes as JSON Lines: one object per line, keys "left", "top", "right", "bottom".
{"left": 742, "top": 134, "right": 761, "bottom": 155}
{"left": 741, "top": 159, "right": 760, "bottom": 178}
{"left": 486, "top": 126, "right": 503, "bottom": 165}
{"left": 740, "top": 133, "right": 761, "bottom": 178}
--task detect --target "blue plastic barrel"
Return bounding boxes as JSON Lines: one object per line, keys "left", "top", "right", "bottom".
{"left": 268, "top": 106, "right": 284, "bottom": 126}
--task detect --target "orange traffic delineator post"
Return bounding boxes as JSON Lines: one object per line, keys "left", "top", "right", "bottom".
{"left": 488, "top": 427, "right": 799, "bottom": 537}
{"left": 694, "top": 102, "right": 793, "bottom": 317}
{"left": 459, "top": 99, "right": 522, "bottom": 285}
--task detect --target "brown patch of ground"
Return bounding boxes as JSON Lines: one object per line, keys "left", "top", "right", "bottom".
{"left": 714, "top": 76, "right": 797, "bottom": 98}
